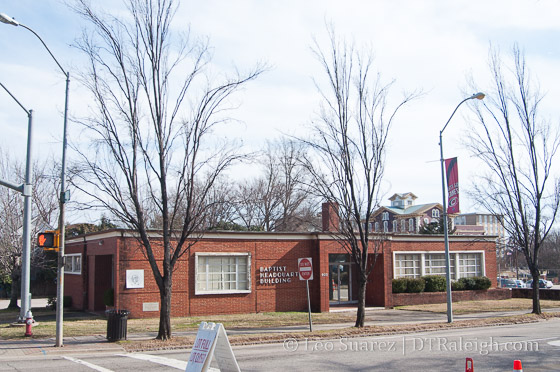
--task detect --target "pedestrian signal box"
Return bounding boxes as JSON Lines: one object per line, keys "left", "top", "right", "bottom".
{"left": 38, "top": 231, "right": 60, "bottom": 251}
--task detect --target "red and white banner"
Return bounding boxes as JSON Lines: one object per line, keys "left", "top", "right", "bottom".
{"left": 445, "top": 157, "right": 460, "bottom": 214}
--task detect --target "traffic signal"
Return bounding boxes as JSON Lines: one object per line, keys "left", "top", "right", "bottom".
{"left": 38, "top": 230, "right": 60, "bottom": 251}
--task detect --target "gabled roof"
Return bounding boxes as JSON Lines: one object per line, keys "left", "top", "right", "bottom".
{"left": 388, "top": 192, "right": 418, "bottom": 201}
{"left": 370, "top": 203, "right": 442, "bottom": 220}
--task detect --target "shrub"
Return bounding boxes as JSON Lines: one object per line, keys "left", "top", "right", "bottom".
{"left": 453, "top": 276, "right": 492, "bottom": 290}
{"left": 451, "top": 280, "right": 466, "bottom": 291}
{"left": 103, "top": 288, "right": 114, "bottom": 307}
{"left": 406, "top": 278, "right": 425, "bottom": 293}
{"left": 474, "top": 276, "right": 492, "bottom": 290}
{"left": 423, "top": 275, "right": 447, "bottom": 292}
{"left": 458, "top": 277, "right": 477, "bottom": 290}
{"left": 392, "top": 278, "right": 408, "bottom": 293}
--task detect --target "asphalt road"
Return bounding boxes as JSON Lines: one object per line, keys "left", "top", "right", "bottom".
{"left": 1, "top": 319, "right": 559, "bottom": 371}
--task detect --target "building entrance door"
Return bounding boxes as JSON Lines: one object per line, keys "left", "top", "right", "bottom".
{"left": 329, "top": 254, "right": 354, "bottom": 305}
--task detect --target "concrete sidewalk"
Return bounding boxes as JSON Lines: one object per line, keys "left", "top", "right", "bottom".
{"left": 2, "top": 307, "right": 559, "bottom": 360}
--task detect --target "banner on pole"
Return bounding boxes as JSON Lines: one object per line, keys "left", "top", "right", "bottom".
{"left": 445, "top": 157, "right": 460, "bottom": 214}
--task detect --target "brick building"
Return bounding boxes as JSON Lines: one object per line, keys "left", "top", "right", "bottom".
{"left": 368, "top": 192, "right": 445, "bottom": 234}
{"left": 64, "top": 205, "right": 498, "bottom": 318}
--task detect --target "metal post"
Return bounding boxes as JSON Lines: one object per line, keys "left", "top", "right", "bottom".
{"left": 439, "top": 131, "right": 453, "bottom": 323}
{"left": 0, "top": 81, "right": 34, "bottom": 323}
{"left": 439, "top": 93, "right": 485, "bottom": 324}
{"left": 306, "top": 279, "right": 313, "bottom": 332}
{"left": 55, "top": 73, "right": 70, "bottom": 347}
{"left": 19, "top": 109, "right": 34, "bottom": 322}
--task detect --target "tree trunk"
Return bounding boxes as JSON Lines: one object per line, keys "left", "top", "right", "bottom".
{"left": 531, "top": 272, "right": 541, "bottom": 314}
{"left": 157, "top": 275, "right": 173, "bottom": 340}
{"left": 354, "top": 274, "right": 367, "bottom": 327}
{"left": 8, "top": 273, "right": 19, "bottom": 309}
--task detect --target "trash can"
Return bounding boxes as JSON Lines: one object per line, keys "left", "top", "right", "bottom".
{"left": 105, "top": 309, "right": 130, "bottom": 341}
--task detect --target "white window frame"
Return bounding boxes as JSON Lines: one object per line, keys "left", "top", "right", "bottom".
{"left": 383, "top": 221, "right": 389, "bottom": 232}
{"left": 195, "top": 252, "right": 251, "bottom": 295}
{"left": 408, "top": 218, "right": 414, "bottom": 232}
{"left": 458, "top": 252, "right": 483, "bottom": 277}
{"left": 394, "top": 253, "right": 421, "bottom": 278}
{"left": 65, "top": 253, "right": 82, "bottom": 275}
{"left": 393, "top": 220, "right": 398, "bottom": 233}
{"left": 393, "top": 251, "right": 485, "bottom": 280}
{"left": 432, "top": 209, "right": 440, "bottom": 218}
{"left": 382, "top": 212, "right": 389, "bottom": 221}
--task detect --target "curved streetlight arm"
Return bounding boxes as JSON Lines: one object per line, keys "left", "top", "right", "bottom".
{"left": 440, "top": 92, "right": 485, "bottom": 135}
{"left": 0, "top": 13, "right": 67, "bottom": 76}
{"left": 0, "top": 81, "right": 30, "bottom": 116}
{"left": 19, "top": 24, "right": 68, "bottom": 77}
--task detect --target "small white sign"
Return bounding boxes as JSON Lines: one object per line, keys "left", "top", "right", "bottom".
{"left": 185, "top": 322, "right": 240, "bottom": 372}
{"left": 143, "top": 302, "right": 159, "bottom": 312}
{"left": 126, "top": 269, "right": 144, "bottom": 289}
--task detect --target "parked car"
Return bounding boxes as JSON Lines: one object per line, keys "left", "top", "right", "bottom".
{"left": 526, "top": 279, "right": 553, "bottom": 289}
{"left": 498, "top": 278, "right": 517, "bottom": 288}
{"left": 513, "top": 279, "right": 525, "bottom": 288}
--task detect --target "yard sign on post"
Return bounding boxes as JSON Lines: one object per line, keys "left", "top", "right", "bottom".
{"left": 298, "top": 257, "right": 313, "bottom": 332}
{"left": 185, "top": 322, "right": 240, "bottom": 372}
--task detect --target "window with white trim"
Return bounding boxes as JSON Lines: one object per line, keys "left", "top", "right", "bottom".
{"left": 375, "top": 222, "right": 380, "bottom": 232}
{"left": 393, "top": 220, "right": 398, "bottom": 232}
{"left": 64, "top": 254, "right": 82, "bottom": 274}
{"left": 394, "top": 252, "right": 483, "bottom": 280}
{"left": 458, "top": 253, "right": 482, "bottom": 277}
{"left": 424, "top": 253, "right": 456, "bottom": 279}
{"left": 394, "top": 254, "right": 421, "bottom": 278}
{"left": 382, "top": 212, "right": 389, "bottom": 221}
{"left": 401, "top": 219, "right": 406, "bottom": 233}
{"left": 432, "top": 209, "right": 440, "bottom": 218}
{"left": 383, "top": 221, "right": 388, "bottom": 232}
{"left": 196, "top": 253, "right": 251, "bottom": 294}
{"left": 408, "top": 218, "right": 414, "bottom": 232}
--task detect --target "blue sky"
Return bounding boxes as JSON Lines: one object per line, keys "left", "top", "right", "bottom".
{"left": 1, "top": 0, "right": 560, "bottom": 224}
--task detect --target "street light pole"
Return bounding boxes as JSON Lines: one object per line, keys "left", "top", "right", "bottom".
{"left": 439, "top": 92, "right": 485, "bottom": 323}
{"left": 1, "top": 12, "right": 70, "bottom": 347}
{"left": 0, "top": 82, "right": 34, "bottom": 323}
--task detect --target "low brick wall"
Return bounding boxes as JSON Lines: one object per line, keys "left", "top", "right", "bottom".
{"left": 512, "top": 288, "right": 560, "bottom": 301}
{"left": 391, "top": 288, "right": 512, "bottom": 307}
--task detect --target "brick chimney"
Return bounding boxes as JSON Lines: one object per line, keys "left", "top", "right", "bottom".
{"left": 322, "top": 201, "right": 340, "bottom": 232}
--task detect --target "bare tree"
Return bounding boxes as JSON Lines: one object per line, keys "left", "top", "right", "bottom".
{"left": 300, "top": 29, "right": 417, "bottom": 327}
{"left": 233, "top": 139, "right": 315, "bottom": 231}
{"left": 0, "top": 152, "right": 59, "bottom": 308}
{"left": 70, "top": 0, "right": 263, "bottom": 339}
{"left": 467, "top": 45, "right": 560, "bottom": 314}
{"left": 539, "top": 230, "right": 559, "bottom": 274}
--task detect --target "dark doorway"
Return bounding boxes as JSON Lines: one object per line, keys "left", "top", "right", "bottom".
{"left": 329, "top": 254, "right": 357, "bottom": 305}
{"left": 93, "top": 255, "right": 113, "bottom": 311}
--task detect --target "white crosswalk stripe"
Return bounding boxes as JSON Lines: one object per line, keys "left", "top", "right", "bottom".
{"left": 117, "top": 353, "right": 188, "bottom": 370}
{"left": 63, "top": 356, "right": 114, "bottom": 372}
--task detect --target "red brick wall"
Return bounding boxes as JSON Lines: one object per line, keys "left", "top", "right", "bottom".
{"left": 64, "top": 232, "right": 498, "bottom": 318}
{"left": 114, "top": 236, "right": 321, "bottom": 318}
{"left": 392, "top": 288, "right": 511, "bottom": 306}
